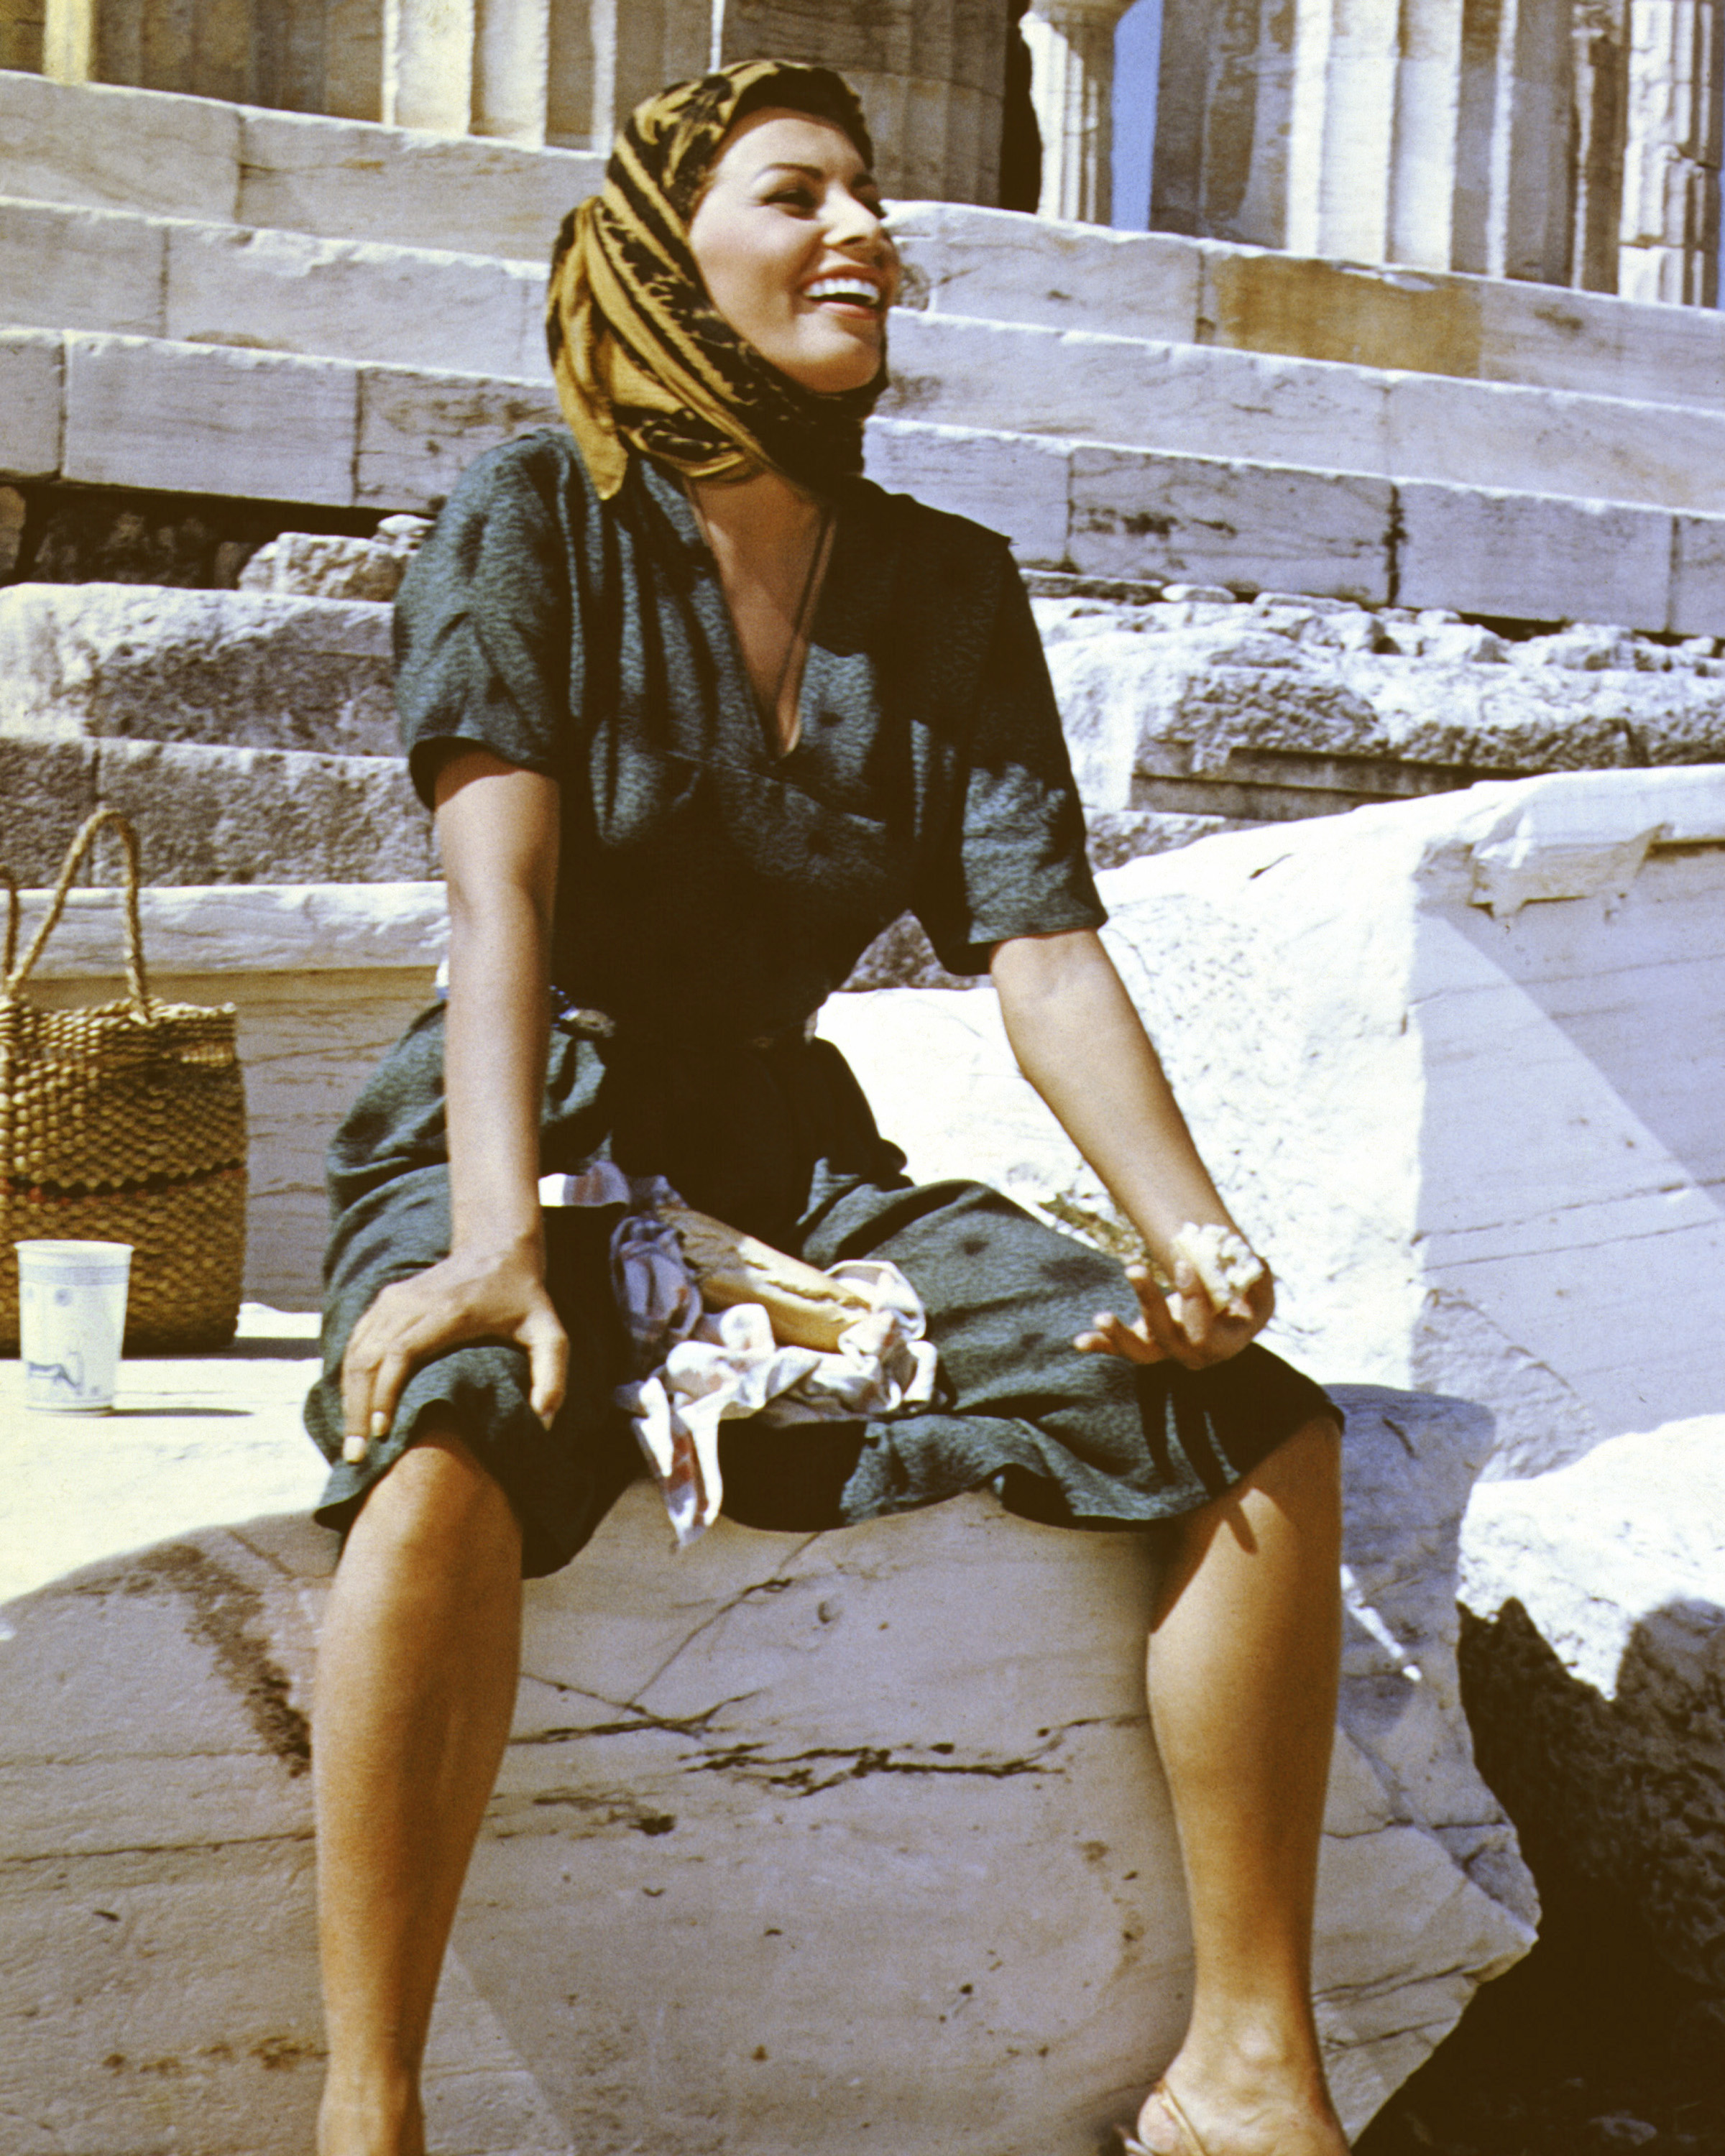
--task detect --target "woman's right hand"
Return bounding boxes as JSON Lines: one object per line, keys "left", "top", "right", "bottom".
{"left": 339, "top": 1238, "right": 569, "bottom": 1458}
{"left": 1075, "top": 1252, "right": 1275, "bottom": 1371}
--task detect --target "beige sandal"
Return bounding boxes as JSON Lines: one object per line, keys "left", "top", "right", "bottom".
{"left": 1116, "top": 2078, "right": 1212, "bottom": 2156}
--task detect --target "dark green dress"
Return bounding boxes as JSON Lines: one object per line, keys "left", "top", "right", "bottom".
{"left": 303, "top": 431, "right": 1334, "bottom": 1576}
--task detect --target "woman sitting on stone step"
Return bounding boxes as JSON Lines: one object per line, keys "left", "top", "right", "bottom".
{"left": 301, "top": 57, "right": 1350, "bottom": 2156}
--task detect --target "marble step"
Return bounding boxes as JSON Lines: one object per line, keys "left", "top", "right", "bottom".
{"left": 881, "top": 310, "right": 1725, "bottom": 520}
{"left": 4, "top": 69, "right": 1720, "bottom": 422}
{"left": 8, "top": 189, "right": 1725, "bottom": 521}
{"left": 0, "top": 194, "right": 548, "bottom": 382}
{"left": 891, "top": 202, "right": 1725, "bottom": 419}
{"left": 4, "top": 329, "right": 1724, "bottom": 632}
{"left": 0, "top": 66, "right": 602, "bottom": 262}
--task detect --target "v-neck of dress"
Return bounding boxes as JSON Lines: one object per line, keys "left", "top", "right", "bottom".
{"left": 659, "top": 468, "right": 845, "bottom": 768}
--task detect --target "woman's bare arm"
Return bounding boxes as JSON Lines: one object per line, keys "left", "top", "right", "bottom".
{"left": 990, "top": 927, "right": 1273, "bottom": 1368}
{"left": 339, "top": 750, "right": 569, "bottom": 1450}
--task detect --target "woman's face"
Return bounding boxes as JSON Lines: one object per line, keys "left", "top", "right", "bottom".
{"left": 687, "top": 107, "right": 898, "bottom": 395}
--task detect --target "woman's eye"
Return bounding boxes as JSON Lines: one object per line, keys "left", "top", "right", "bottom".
{"left": 770, "top": 186, "right": 818, "bottom": 211}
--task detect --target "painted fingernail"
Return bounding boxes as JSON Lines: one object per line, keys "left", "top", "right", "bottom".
{"left": 369, "top": 1410, "right": 389, "bottom": 1439}
{"left": 342, "top": 1434, "right": 369, "bottom": 1464}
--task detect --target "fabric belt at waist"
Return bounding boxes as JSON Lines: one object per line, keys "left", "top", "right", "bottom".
{"left": 548, "top": 985, "right": 818, "bottom": 1054}
{"left": 432, "top": 969, "right": 816, "bottom": 1054}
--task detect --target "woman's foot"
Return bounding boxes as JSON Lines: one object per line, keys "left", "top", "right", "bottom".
{"left": 1128, "top": 2052, "right": 1350, "bottom": 2156}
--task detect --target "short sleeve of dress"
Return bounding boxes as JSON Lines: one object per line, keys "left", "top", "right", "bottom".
{"left": 393, "top": 436, "right": 579, "bottom": 808}
{"left": 914, "top": 554, "right": 1108, "bottom": 977}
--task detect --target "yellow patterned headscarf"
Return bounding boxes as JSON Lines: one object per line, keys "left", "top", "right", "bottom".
{"left": 545, "top": 60, "right": 887, "bottom": 500}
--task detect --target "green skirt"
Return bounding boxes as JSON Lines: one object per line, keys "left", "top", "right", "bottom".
{"left": 303, "top": 1005, "right": 1338, "bottom": 1577}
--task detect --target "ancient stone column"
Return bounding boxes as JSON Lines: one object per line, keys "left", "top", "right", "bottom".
{"left": 1619, "top": 0, "right": 1724, "bottom": 304}
{"left": 716, "top": 0, "right": 1009, "bottom": 206}
{"left": 324, "top": 0, "right": 390, "bottom": 120}
{"left": 545, "top": 0, "right": 713, "bottom": 149}
{"left": 1572, "top": 0, "right": 1629, "bottom": 291}
{"left": 1456, "top": 0, "right": 1576, "bottom": 283}
{"left": 472, "top": 0, "right": 549, "bottom": 143}
{"left": 1153, "top": 0, "right": 1575, "bottom": 282}
{"left": 1021, "top": 0, "right": 1134, "bottom": 223}
{"left": 39, "top": 0, "right": 93, "bottom": 80}
{"left": 383, "top": 0, "right": 474, "bottom": 133}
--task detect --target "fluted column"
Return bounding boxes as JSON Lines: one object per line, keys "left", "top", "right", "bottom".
{"left": 1572, "top": 0, "right": 1629, "bottom": 290}
{"left": 472, "top": 0, "right": 550, "bottom": 142}
{"left": 1021, "top": 0, "right": 1133, "bottom": 222}
{"left": 383, "top": 0, "right": 474, "bottom": 132}
{"left": 1619, "top": 0, "right": 1724, "bottom": 303}
{"left": 715, "top": 0, "right": 1009, "bottom": 206}
{"left": 40, "top": 0, "right": 93, "bottom": 79}
{"left": 1154, "top": 0, "right": 1575, "bottom": 282}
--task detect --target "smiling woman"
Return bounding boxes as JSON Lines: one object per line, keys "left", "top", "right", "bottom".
{"left": 298, "top": 55, "right": 1351, "bottom": 2156}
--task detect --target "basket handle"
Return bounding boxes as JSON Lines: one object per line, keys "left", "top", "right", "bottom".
{"left": 4, "top": 809, "right": 152, "bottom": 1012}
{"left": 0, "top": 867, "right": 16, "bottom": 982}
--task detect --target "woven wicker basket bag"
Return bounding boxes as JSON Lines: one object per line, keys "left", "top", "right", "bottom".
{"left": 1, "top": 811, "right": 247, "bottom": 1353}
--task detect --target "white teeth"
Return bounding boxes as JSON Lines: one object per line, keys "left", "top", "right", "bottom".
{"left": 804, "top": 277, "right": 880, "bottom": 307}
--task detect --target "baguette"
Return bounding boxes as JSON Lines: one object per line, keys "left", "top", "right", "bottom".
{"left": 658, "top": 1199, "right": 873, "bottom": 1352}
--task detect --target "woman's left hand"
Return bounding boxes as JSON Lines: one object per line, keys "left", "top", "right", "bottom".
{"left": 1076, "top": 1253, "right": 1275, "bottom": 1370}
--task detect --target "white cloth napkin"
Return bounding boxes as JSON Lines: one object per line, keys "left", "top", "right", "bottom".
{"left": 539, "top": 1166, "right": 939, "bottom": 1547}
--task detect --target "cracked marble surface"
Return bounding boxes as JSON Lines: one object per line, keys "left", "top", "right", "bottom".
{"left": 0, "top": 1349, "right": 1533, "bottom": 2153}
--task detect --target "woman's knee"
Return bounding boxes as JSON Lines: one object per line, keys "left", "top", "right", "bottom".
{"left": 349, "top": 1426, "right": 523, "bottom": 1576}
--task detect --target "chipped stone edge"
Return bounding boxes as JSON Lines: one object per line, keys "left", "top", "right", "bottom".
{"left": 10, "top": 880, "right": 448, "bottom": 978}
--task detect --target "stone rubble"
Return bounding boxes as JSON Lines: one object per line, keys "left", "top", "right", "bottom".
{"left": 1034, "top": 587, "right": 1725, "bottom": 822}
{"left": 237, "top": 512, "right": 431, "bottom": 603}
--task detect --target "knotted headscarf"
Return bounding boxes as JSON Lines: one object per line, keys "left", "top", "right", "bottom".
{"left": 546, "top": 60, "right": 888, "bottom": 500}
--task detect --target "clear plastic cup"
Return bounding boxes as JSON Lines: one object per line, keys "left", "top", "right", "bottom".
{"left": 14, "top": 1240, "right": 134, "bottom": 1414}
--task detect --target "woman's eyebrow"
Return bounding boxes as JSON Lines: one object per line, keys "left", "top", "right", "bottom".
{"left": 755, "top": 160, "right": 878, "bottom": 187}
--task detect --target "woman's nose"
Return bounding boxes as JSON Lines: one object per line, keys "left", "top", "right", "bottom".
{"left": 824, "top": 188, "right": 888, "bottom": 254}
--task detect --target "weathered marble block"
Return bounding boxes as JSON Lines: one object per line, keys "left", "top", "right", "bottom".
{"left": 0, "top": 328, "right": 64, "bottom": 481}
{"left": 822, "top": 768, "right": 1725, "bottom": 1473}
{"left": 0, "top": 582, "right": 397, "bottom": 757}
{"left": 1459, "top": 1417, "right": 1725, "bottom": 1989}
{"left": 0, "top": 1387, "right": 1532, "bottom": 2155}
{"left": 1036, "top": 594, "right": 1725, "bottom": 821}
{"left": 62, "top": 331, "right": 361, "bottom": 505}
{"left": 0, "top": 734, "right": 433, "bottom": 887}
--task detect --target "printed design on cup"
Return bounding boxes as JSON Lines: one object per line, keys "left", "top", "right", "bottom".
{"left": 25, "top": 1287, "right": 88, "bottom": 1400}
{"left": 14, "top": 1242, "right": 134, "bottom": 1414}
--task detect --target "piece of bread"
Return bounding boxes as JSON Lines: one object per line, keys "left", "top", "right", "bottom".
{"left": 1170, "top": 1222, "right": 1267, "bottom": 1317}
{"left": 658, "top": 1199, "right": 873, "bottom": 1352}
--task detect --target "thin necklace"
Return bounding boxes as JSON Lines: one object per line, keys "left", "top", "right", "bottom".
{"left": 690, "top": 486, "right": 835, "bottom": 757}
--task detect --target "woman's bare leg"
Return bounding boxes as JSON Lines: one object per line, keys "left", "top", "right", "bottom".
{"left": 1135, "top": 1415, "right": 1350, "bottom": 2156}
{"left": 313, "top": 1429, "right": 524, "bottom": 2156}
